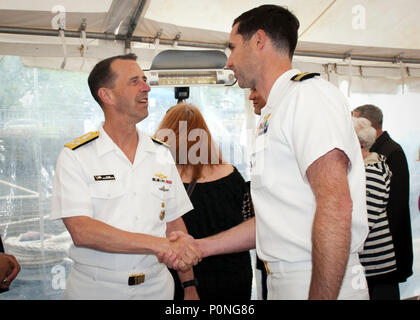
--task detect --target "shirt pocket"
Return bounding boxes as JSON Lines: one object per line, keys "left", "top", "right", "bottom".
{"left": 89, "top": 180, "right": 125, "bottom": 199}
{"left": 150, "top": 183, "right": 175, "bottom": 201}
{"left": 148, "top": 183, "right": 175, "bottom": 224}
{"left": 88, "top": 180, "right": 126, "bottom": 224}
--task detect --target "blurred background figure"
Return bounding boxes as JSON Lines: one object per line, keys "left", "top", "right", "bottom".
{"left": 353, "top": 117, "right": 398, "bottom": 299}
{"left": 353, "top": 104, "right": 413, "bottom": 297}
{"left": 155, "top": 103, "right": 253, "bottom": 300}
{"left": 248, "top": 88, "right": 266, "bottom": 116}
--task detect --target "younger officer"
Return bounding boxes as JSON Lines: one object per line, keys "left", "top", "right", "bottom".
{"left": 50, "top": 54, "right": 201, "bottom": 299}
{"left": 163, "top": 5, "right": 369, "bottom": 300}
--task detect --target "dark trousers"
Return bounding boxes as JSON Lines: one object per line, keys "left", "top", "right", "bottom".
{"left": 367, "top": 278, "right": 400, "bottom": 300}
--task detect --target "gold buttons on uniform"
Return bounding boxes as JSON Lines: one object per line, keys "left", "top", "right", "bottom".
{"left": 159, "top": 201, "right": 165, "bottom": 220}
{"left": 160, "top": 210, "right": 165, "bottom": 221}
{"left": 160, "top": 202, "right": 165, "bottom": 220}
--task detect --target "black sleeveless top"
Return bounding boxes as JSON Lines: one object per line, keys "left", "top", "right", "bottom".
{"left": 171, "top": 167, "right": 253, "bottom": 300}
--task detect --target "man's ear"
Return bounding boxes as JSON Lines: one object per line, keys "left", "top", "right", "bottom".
{"left": 253, "top": 29, "right": 267, "bottom": 50}
{"left": 98, "top": 87, "right": 113, "bottom": 105}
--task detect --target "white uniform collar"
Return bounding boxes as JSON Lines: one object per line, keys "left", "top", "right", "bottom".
{"left": 265, "top": 68, "right": 301, "bottom": 114}
{"left": 95, "top": 123, "right": 156, "bottom": 158}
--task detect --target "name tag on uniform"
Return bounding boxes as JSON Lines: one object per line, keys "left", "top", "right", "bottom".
{"left": 94, "top": 174, "right": 116, "bottom": 181}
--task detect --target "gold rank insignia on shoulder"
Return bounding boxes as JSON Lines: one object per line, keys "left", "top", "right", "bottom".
{"left": 150, "top": 137, "right": 170, "bottom": 148}
{"left": 290, "top": 72, "right": 320, "bottom": 82}
{"left": 65, "top": 131, "right": 99, "bottom": 150}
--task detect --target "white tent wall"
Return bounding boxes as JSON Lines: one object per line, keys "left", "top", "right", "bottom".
{"left": 0, "top": 0, "right": 419, "bottom": 300}
{"left": 2, "top": 0, "right": 420, "bottom": 64}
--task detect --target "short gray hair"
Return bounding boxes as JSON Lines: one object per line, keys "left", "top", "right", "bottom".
{"left": 352, "top": 117, "right": 377, "bottom": 149}
{"left": 352, "top": 104, "right": 383, "bottom": 129}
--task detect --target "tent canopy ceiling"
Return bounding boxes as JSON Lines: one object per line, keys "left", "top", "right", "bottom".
{"left": 0, "top": 0, "right": 419, "bottom": 71}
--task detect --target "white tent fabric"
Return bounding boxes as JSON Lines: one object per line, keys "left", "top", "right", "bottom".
{"left": 2, "top": 0, "right": 420, "bottom": 51}
{"left": 1, "top": 0, "right": 420, "bottom": 63}
{"left": 1, "top": 0, "right": 420, "bottom": 93}
{"left": 143, "top": 0, "right": 420, "bottom": 51}
{"left": 0, "top": 0, "right": 419, "bottom": 96}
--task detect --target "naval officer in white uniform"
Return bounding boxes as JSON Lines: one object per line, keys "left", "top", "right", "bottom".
{"left": 162, "top": 5, "right": 369, "bottom": 300}
{"left": 50, "top": 53, "right": 202, "bottom": 299}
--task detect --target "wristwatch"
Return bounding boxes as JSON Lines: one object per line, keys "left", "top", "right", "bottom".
{"left": 182, "top": 278, "right": 199, "bottom": 289}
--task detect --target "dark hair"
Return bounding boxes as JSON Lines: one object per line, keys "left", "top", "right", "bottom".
{"left": 233, "top": 5, "right": 300, "bottom": 59}
{"left": 353, "top": 104, "right": 383, "bottom": 129}
{"left": 88, "top": 53, "right": 137, "bottom": 106}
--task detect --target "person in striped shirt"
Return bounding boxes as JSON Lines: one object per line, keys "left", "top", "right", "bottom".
{"left": 352, "top": 117, "right": 398, "bottom": 300}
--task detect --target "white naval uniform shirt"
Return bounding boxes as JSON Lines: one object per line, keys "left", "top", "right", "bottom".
{"left": 251, "top": 69, "right": 369, "bottom": 264}
{"left": 50, "top": 124, "right": 193, "bottom": 270}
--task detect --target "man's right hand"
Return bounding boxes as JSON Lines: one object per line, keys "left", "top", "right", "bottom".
{"left": 159, "top": 231, "right": 201, "bottom": 271}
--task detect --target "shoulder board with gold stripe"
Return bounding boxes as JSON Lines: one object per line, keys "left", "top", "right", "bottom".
{"left": 64, "top": 131, "right": 99, "bottom": 150}
{"left": 291, "top": 72, "right": 320, "bottom": 82}
{"left": 151, "top": 137, "right": 170, "bottom": 148}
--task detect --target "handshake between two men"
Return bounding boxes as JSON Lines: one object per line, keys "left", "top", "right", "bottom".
{"left": 158, "top": 217, "right": 256, "bottom": 271}
{"left": 158, "top": 231, "right": 203, "bottom": 272}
